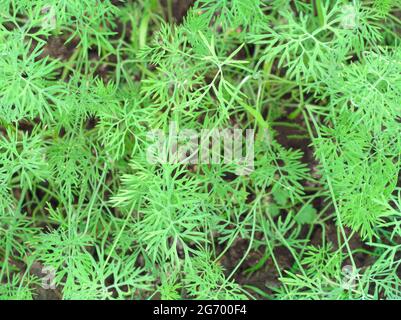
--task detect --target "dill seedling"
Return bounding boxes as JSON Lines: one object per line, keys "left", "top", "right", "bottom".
{"left": 1, "top": 0, "right": 401, "bottom": 300}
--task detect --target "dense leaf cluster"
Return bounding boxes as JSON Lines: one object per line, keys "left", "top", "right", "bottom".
{"left": 0, "top": 0, "right": 401, "bottom": 300}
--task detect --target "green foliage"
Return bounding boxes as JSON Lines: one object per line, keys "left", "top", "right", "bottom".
{"left": 0, "top": 0, "right": 401, "bottom": 301}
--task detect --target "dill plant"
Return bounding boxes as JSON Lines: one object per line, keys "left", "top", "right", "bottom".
{"left": 0, "top": 0, "right": 400, "bottom": 300}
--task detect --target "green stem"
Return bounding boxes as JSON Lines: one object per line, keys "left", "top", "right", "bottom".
{"left": 61, "top": 47, "right": 81, "bottom": 81}
{"left": 315, "top": 0, "right": 325, "bottom": 27}
{"left": 167, "top": 0, "right": 174, "bottom": 22}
